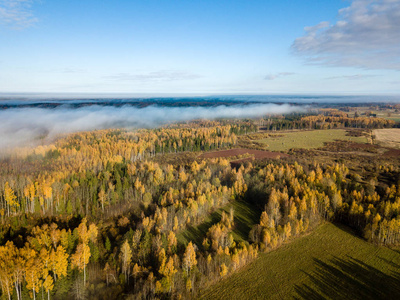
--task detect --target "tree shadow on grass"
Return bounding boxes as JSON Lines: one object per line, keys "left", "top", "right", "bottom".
{"left": 178, "top": 200, "right": 261, "bottom": 246}
{"left": 178, "top": 210, "right": 222, "bottom": 246}
{"left": 378, "top": 255, "right": 400, "bottom": 283}
{"left": 231, "top": 200, "right": 260, "bottom": 241}
{"left": 295, "top": 256, "right": 400, "bottom": 300}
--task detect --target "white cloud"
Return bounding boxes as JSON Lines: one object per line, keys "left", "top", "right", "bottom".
{"left": 264, "top": 72, "right": 295, "bottom": 80}
{"left": 292, "top": 0, "right": 400, "bottom": 70}
{"left": 0, "top": 0, "right": 37, "bottom": 29}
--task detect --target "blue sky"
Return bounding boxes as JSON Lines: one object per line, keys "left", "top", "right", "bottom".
{"left": 0, "top": 0, "right": 399, "bottom": 95}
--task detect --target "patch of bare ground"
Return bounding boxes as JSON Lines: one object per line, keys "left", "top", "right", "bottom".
{"left": 320, "top": 140, "right": 380, "bottom": 154}
{"left": 381, "top": 148, "right": 400, "bottom": 158}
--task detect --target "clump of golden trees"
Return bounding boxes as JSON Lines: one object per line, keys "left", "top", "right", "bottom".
{"left": 0, "top": 218, "right": 97, "bottom": 300}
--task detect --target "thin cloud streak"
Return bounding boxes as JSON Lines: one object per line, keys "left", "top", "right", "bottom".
{"left": 105, "top": 71, "right": 203, "bottom": 82}
{"left": 264, "top": 72, "right": 295, "bottom": 81}
{"left": 325, "top": 74, "right": 377, "bottom": 80}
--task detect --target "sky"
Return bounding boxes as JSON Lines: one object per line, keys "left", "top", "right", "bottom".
{"left": 0, "top": 0, "right": 399, "bottom": 95}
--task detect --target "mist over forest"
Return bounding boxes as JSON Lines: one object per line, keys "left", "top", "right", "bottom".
{"left": 2, "top": 93, "right": 400, "bottom": 149}
{"left": 0, "top": 102, "right": 303, "bottom": 148}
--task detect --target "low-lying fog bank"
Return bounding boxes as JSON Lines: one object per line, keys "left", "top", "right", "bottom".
{"left": 0, "top": 103, "right": 304, "bottom": 149}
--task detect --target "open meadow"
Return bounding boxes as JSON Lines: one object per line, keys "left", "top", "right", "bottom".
{"left": 201, "top": 223, "right": 400, "bottom": 300}
{"left": 346, "top": 107, "right": 400, "bottom": 122}
{"left": 374, "top": 129, "right": 400, "bottom": 149}
{"left": 258, "top": 129, "right": 368, "bottom": 152}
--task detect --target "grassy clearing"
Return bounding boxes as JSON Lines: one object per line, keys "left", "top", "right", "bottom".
{"left": 385, "top": 117, "right": 400, "bottom": 122}
{"left": 347, "top": 107, "right": 400, "bottom": 122}
{"left": 201, "top": 223, "right": 400, "bottom": 300}
{"left": 177, "top": 200, "right": 261, "bottom": 246}
{"left": 258, "top": 129, "right": 368, "bottom": 152}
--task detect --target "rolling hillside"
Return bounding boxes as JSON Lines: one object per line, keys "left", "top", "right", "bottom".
{"left": 201, "top": 223, "right": 400, "bottom": 300}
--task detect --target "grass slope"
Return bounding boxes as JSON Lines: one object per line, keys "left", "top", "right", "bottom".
{"left": 259, "top": 129, "right": 367, "bottom": 152}
{"left": 201, "top": 223, "right": 400, "bottom": 300}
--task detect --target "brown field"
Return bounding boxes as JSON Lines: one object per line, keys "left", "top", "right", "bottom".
{"left": 199, "top": 148, "right": 289, "bottom": 160}
{"left": 381, "top": 148, "right": 400, "bottom": 158}
{"left": 374, "top": 129, "right": 400, "bottom": 149}
{"left": 320, "top": 141, "right": 380, "bottom": 153}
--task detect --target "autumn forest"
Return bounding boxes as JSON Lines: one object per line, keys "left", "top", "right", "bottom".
{"left": 1, "top": 105, "right": 400, "bottom": 299}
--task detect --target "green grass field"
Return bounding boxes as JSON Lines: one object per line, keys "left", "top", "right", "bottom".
{"left": 347, "top": 108, "right": 400, "bottom": 122}
{"left": 201, "top": 223, "right": 400, "bottom": 300}
{"left": 259, "top": 129, "right": 368, "bottom": 151}
{"left": 386, "top": 117, "right": 400, "bottom": 122}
